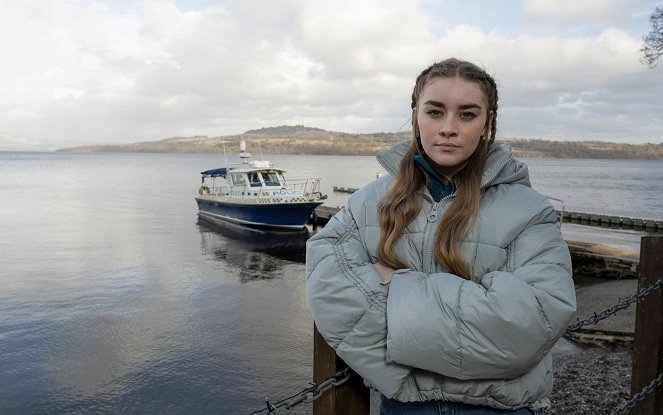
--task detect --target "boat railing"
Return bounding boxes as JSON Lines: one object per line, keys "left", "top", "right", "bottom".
{"left": 198, "top": 185, "right": 234, "bottom": 196}
{"left": 201, "top": 178, "right": 323, "bottom": 199}
{"left": 282, "top": 177, "right": 322, "bottom": 197}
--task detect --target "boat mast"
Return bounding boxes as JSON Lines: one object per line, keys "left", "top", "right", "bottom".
{"left": 239, "top": 140, "right": 251, "bottom": 164}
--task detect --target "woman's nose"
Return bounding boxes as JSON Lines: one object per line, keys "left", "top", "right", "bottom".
{"left": 438, "top": 118, "right": 458, "bottom": 137}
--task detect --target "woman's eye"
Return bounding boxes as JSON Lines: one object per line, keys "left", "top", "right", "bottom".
{"left": 427, "top": 110, "right": 443, "bottom": 118}
{"left": 459, "top": 112, "right": 476, "bottom": 120}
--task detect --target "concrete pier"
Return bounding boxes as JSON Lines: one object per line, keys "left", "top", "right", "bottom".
{"left": 560, "top": 210, "right": 663, "bottom": 233}
{"left": 324, "top": 191, "right": 663, "bottom": 233}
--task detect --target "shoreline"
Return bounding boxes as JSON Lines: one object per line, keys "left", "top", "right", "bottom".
{"left": 550, "top": 346, "right": 632, "bottom": 414}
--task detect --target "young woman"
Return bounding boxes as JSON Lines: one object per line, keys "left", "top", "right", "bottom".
{"left": 306, "top": 58, "right": 576, "bottom": 414}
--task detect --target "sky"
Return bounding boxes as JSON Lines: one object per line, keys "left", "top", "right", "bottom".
{"left": 1, "top": 0, "right": 662, "bottom": 151}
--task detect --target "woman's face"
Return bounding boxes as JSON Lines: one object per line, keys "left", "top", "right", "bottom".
{"left": 416, "top": 76, "right": 490, "bottom": 177}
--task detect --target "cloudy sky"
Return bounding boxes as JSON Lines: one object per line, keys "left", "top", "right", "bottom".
{"left": 1, "top": 0, "right": 662, "bottom": 151}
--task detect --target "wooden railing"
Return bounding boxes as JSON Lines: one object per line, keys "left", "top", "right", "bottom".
{"left": 313, "top": 327, "right": 369, "bottom": 414}
{"left": 312, "top": 235, "right": 663, "bottom": 415}
{"left": 632, "top": 236, "right": 663, "bottom": 414}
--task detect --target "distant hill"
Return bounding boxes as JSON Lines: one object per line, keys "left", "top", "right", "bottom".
{"left": 57, "top": 125, "right": 663, "bottom": 159}
{"left": 503, "top": 138, "right": 663, "bottom": 159}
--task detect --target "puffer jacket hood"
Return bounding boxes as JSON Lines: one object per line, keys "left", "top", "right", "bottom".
{"left": 306, "top": 140, "right": 576, "bottom": 411}
{"left": 376, "top": 139, "right": 530, "bottom": 189}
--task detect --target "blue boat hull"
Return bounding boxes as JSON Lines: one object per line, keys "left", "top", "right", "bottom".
{"left": 196, "top": 198, "right": 323, "bottom": 229}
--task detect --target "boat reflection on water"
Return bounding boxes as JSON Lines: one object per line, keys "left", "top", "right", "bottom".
{"left": 197, "top": 217, "right": 309, "bottom": 283}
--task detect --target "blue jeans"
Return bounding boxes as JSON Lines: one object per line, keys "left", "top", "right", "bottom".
{"left": 380, "top": 395, "right": 537, "bottom": 415}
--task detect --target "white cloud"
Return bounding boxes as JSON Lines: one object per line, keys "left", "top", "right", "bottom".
{"left": 296, "top": 0, "right": 437, "bottom": 77}
{"left": 427, "top": 21, "right": 663, "bottom": 141}
{"left": 522, "top": 0, "right": 639, "bottom": 28}
{"left": 0, "top": 0, "right": 662, "bottom": 150}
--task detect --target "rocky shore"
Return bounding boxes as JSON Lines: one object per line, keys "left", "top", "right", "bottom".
{"left": 549, "top": 345, "right": 633, "bottom": 415}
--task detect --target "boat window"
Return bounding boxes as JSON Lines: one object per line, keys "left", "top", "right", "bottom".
{"left": 261, "top": 171, "right": 283, "bottom": 186}
{"left": 248, "top": 172, "right": 262, "bottom": 187}
{"left": 231, "top": 174, "right": 247, "bottom": 186}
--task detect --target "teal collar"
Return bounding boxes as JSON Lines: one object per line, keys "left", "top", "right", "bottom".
{"left": 414, "top": 155, "right": 448, "bottom": 184}
{"left": 414, "top": 155, "right": 455, "bottom": 201}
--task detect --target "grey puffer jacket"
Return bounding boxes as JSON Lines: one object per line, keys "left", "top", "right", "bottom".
{"left": 306, "top": 141, "right": 577, "bottom": 411}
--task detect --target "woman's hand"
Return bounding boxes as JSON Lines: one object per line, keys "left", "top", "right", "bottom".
{"left": 374, "top": 261, "right": 395, "bottom": 283}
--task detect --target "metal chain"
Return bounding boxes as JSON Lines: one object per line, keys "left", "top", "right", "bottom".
{"left": 567, "top": 276, "right": 663, "bottom": 414}
{"left": 610, "top": 372, "right": 663, "bottom": 415}
{"left": 248, "top": 368, "right": 353, "bottom": 415}
{"left": 566, "top": 276, "right": 663, "bottom": 332}
{"left": 247, "top": 276, "right": 663, "bottom": 414}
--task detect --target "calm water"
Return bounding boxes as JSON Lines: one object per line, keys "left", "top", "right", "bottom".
{"left": 0, "top": 152, "right": 662, "bottom": 414}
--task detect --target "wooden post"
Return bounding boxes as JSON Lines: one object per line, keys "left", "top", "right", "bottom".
{"left": 313, "top": 325, "right": 370, "bottom": 415}
{"left": 632, "top": 236, "right": 663, "bottom": 414}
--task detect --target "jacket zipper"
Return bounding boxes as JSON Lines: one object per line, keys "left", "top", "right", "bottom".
{"left": 420, "top": 153, "right": 511, "bottom": 274}
{"left": 421, "top": 202, "right": 437, "bottom": 272}
{"left": 421, "top": 190, "right": 458, "bottom": 273}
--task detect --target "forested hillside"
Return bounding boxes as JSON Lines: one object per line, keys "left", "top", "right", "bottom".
{"left": 58, "top": 125, "right": 663, "bottom": 159}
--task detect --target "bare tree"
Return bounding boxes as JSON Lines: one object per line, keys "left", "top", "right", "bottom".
{"left": 641, "top": 5, "right": 663, "bottom": 67}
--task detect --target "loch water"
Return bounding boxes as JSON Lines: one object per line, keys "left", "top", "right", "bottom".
{"left": 0, "top": 152, "right": 661, "bottom": 414}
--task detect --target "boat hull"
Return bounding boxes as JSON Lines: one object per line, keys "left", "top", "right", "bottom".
{"left": 195, "top": 198, "right": 322, "bottom": 229}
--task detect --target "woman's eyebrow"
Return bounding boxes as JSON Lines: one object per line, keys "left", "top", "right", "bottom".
{"left": 423, "top": 100, "right": 482, "bottom": 110}
{"left": 459, "top": 103, "right": 482, "bottom": 110}
{"left": 423, "top": 100, "right": 445, "bottom": 107}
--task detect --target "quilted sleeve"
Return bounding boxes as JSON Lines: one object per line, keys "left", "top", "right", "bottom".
{"left": 306, "top": 202, "right": 412, "bottom": 397}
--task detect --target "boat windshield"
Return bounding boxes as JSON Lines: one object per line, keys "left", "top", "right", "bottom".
{"left": 230, "top": 173, "right": 247, "bottom": 186}
{"left": 260, "top": 171, "right": 284, "bottom": 186}
{"left": 248, "top": 172, "right": 262, "bottom": 187}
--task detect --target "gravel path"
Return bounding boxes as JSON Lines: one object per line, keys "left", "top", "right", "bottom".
{"left": 549, "top": 346, "right": 633, "bottom": 415}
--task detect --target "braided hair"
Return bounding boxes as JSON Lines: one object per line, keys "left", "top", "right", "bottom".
{"left": 377, "top": 58, "right": 499, "bottom": 280}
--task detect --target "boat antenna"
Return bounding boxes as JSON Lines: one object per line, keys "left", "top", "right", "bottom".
{"left": 223, "top": 142, "right": 228, "bottom": 167}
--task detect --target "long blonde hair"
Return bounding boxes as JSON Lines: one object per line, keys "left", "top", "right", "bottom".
{"left": 377, "top": 58, "right": 498, "bottom": 279}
